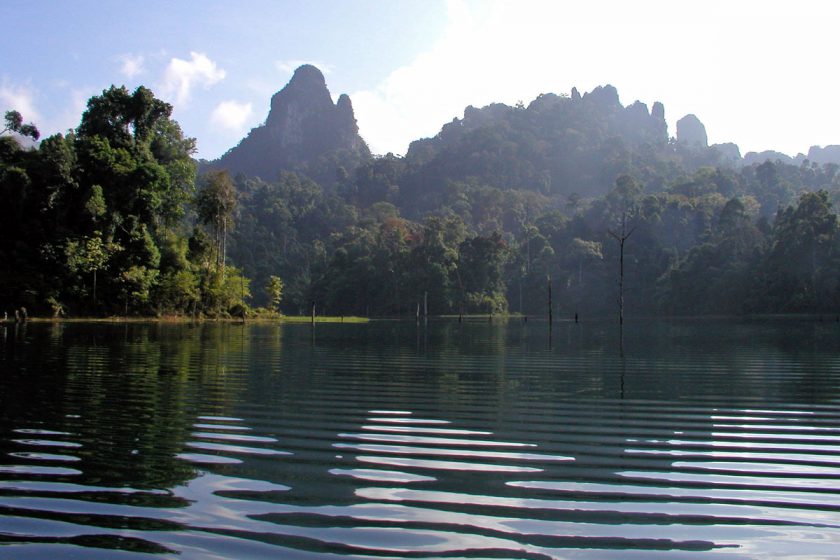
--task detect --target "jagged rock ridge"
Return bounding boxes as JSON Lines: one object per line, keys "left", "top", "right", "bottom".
{"left": 400, "top": 84, "right": 671, "bottom": 198}
{"left": 211, "top": 64, "right": 370, "bottom": 181}
{"left": 408, "top": 84, "right": 669, "bottom": 162}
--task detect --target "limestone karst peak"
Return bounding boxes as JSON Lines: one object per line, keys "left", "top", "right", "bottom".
{"left": 211, "top": 64, "right": 370, "bottom": 183}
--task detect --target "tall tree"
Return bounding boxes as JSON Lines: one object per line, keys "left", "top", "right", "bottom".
{"left": 267, "top": 275, "right": 284, "bottom": 312}
{"left": 195, "top": 170, "right": 237, "bottom": 272}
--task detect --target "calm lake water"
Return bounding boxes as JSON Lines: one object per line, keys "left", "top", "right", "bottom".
{"left": 2, "top": 318, "right": 840, "bottom": 559}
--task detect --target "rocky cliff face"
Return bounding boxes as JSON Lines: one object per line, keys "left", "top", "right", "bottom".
{"left": 676, "top": 114, "right": 708, "bottom": 148}
{"left": 805, "top": 145, "right": 840, "bottom": 166}
{"left": 211, "top": 65, "right": 370, "bottom": 181}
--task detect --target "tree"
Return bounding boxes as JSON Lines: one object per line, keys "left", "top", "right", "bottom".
{"left": 64, "top": 85, "right": 197, "bottom": 314}
{"left": 267, "top": 275, "right": 284, "bottom": 312}
{"left": 606, "top": 175, "right": 641, "bottom": 325}
{"left": 196, "top": 170, "right": 237, "bottom": 272}
{"left": 404, "top": 216, "right": 466, "bottom": 315}
{"left": 608, "top": 174, "right": 643, "bottom": 216}
{"left": 568, "top": 237, "right": 603, "bottom": 294}
{"left": 77, "top": 86, "right": 170, "bottom": 148}
{"left": 764, "top": 190, "right": 838, "bottom": 311}
{"left": 609, "top": 214, "right": 635, "bottom": 326}
{"left": 458, "top": 231, "right": 510, "bottom": 314}
{"left": 753, "top": 160, "right": 793, "bottom": 217}
{"left": 2, "top": 110, "right": 40, "bottom": 140}
{"left": 65, "top": 233, "right": 121, "bottom": 306}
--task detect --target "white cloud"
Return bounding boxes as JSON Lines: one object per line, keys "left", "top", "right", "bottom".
{"left": 0, "top": 81, "right": 41, "bottom": 123}
{"left": 160, "top": 51, "right": 225, "bottom": 106}
{"left": 211, "top": 100, "right": 254, "bottom": 132}
{"left": 50, "top": 87, "right": 96, "bottom": 135}
{"left": 119, "top": 54, "right": 146, "bottom": 79}
{"left": 351, "top": 0, "right": 840, "bottom": 157}
{"left": 352, "top": 0, "right": 575, "bottom": 155}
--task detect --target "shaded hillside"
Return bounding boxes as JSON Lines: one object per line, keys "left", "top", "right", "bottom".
{"left": 338, "top": 85, "right": 745, "bottom": 223}
{"left": 400, "top": 85, "right": 671, "bottom": 200}
{"left": 208, "top": 65, "right": 370, "bottom": 185}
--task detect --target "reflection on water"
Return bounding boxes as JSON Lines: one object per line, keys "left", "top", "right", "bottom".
{"left": 2, "top": 318, "right": 840, "bottom": 558}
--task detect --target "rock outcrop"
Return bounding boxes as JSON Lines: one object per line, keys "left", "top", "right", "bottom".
{"left": 621, "top": 100, "right": 668, "bottom": 144}
{"left": 742, "top": 150, "right": 794, "bottom": 166}
{"left": 676, "top": 114, "right": 708, "bottom": 148}
{"left": 583, "top": 85, "right": 621, "bottom": 109}
{"left": 211, "top": 64, "right": 369, "bottom": 181}
{"left": 805, "top": 145, "right": 840, "bottom": 166}
{"left": 711, "top": 142, "right": 741, "bottom": 166}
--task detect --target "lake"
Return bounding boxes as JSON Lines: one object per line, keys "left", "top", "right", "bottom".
{"left": 2, "top": 317, "right": 840, "bottom": 559}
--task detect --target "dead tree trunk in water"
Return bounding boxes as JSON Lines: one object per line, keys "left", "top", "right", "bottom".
{"left": 547, "top": 275, "right": 553, "bottom": 328}
{"left": 608, "top": 212, "right": 634, "bottom": 327}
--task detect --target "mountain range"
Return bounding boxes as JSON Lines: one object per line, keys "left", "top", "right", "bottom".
{"left": 205, "top": 64, "right": 840, "bottom": 193}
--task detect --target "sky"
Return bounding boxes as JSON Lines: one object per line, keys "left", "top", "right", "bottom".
{"left": 2, "top": 0, "right": 839, "bottom": 160}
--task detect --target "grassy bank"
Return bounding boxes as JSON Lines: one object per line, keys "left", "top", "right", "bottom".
{"left": 22, "top": 315, "right": 369, "bottom": 324}
{"left": 279, "top": 316, "right": 369, "bottom": 324}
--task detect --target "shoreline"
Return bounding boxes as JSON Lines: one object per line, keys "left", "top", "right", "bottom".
{"left": 9, "top": 315, "right": 370, "bottom": 325}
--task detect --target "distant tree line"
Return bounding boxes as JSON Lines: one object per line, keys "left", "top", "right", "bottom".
{"left": 229, "top": 166, "right": 840, "bottom": 318}
{"left": 5, "top": 84, "right": 840, "bottom": 318}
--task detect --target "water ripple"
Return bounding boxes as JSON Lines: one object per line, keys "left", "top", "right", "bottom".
{"left": 3, "top": 320, "right": 840, "bottom": 558}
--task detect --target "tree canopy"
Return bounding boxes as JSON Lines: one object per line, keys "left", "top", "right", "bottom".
{"left": 5, "top": 84, "right": 840, "bottom": 319}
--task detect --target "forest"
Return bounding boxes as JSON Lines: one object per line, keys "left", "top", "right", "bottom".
{"left": 3, "top": 83, "right": 840, "bottom": 319}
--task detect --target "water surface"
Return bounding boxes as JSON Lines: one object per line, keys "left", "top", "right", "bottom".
{"left": 2, "top": 318, "right": 840, "bottom": 559}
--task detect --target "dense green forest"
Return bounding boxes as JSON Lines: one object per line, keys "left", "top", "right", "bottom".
{"left": 4, "top": 80, "right": 840, "bottom": 319}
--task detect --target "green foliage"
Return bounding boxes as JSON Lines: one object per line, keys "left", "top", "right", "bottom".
{"left": 85, "top": 184, "right": 107, "bottom": 219}
{"left": 458, "top": 232, "right": 509, "bottom": 312}
{"left": 0, "top": 85, "right": 233, "bottom": 317}
{"left": 7, "top": 83, "right": 840, "bottom": 319}
{"left": 201, "top": 266, "right": 251, "bottom": 316}
{"left": 2, "top": 110, "right": 40, "bottom": 140}
{"left": 267, "top": 275, "right": 284, "bottom": 311}
{"left": 156, "top": 270, "right": 200, "bottom": 314}
{"left": 65, "top": 233, "right": 118, "bottom": 275}
{"left": 196, "top": 169, "right": 237, "bottom": 269}
{"left": 120, "top": 265, "right": 159, "bottom": 309}
{"left": 761, "top": 190, "right": 839, "bottom": 311}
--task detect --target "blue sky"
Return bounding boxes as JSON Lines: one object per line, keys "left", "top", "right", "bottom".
{"left": 3, "top": 1, "right": 839, "bottom": 160}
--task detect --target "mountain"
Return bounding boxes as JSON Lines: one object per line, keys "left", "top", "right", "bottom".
{"left": 209, "top": 64, "right": 370, "bottom": 183}
{"left": 805, "top": 145, "right": 840, "bottom": 166}
{"left": 392, "top": 84, "right": 677, "bottom": 206}
{"left": 208, "top": 66, "right": 840, "bottom": 202}
{"left": 676, "top": 114, "right": 708, "bottom": 148}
